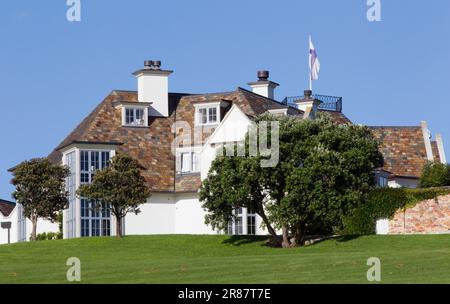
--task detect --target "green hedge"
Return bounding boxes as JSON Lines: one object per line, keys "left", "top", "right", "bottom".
{"left": 35, "top": 232, "right": 63, "bottom": 241}
{"left": 342, "top": 187, "right": 450, "bottom": 235}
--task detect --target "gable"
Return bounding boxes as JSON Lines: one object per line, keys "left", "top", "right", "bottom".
{"left": 0, "top": 200, "right": 15, "bottom": 217}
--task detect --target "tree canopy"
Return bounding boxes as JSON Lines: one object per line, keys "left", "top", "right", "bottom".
{"left": 11, "top": 158, "right": 70, "bottom": 241}
{"left": 77, "top": 153, "right": 151, "bottom": 238}
{"left": 419, "top": 162, "right": 450, "bottom": 188}
{"left": 200, "top": 113, "right": 383, "bottom": 247}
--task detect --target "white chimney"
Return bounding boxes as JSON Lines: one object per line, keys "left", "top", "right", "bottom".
{"left": 248, "top": 71, "right": 279, "bottom": 100}
{"left": 436, "top": 133, "right": 447, "bottom": 164}
{"left": 296, "top": 90, "right": 321, "bottom": 119}
{"left": 420, "top": 121, "right": 435, "bottom": 162}
{"left": 133, "top": 60, "right": 173, "bottom": 117}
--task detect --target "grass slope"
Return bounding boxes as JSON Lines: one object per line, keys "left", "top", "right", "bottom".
{"left": 1, "top": 235, "right": 450, "bottom": 284}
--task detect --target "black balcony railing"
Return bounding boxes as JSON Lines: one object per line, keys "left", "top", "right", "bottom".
{"left": 281, "top": 94, "right": 343, "bottom": 112}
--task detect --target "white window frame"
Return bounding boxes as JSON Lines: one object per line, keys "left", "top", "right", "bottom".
{"left": 124, "top": 107, "right": 147, "bottom": 127}
{"left": 247, "top": 209, "right": 257, "bottom": 235}
{"left": 79, "top": 150, "right": 112, "bottom": 238}
{"left": 17, "top": 204, "right": 27, "bottom": 242}
{"left": 176, "top": 147, "right": 201, "bottom": 174}
{"left": 194, "top": 103, "right": 221, "bottom": 126}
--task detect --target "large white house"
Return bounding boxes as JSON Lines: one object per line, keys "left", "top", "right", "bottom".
{"left": 4, "top": 61, "right": 447, "bottom": 242}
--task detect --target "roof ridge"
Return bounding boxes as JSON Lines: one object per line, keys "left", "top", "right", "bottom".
{"left": 368, "top": 126, "right": 421, "bottom": 129}
{"left": 237, "top": 87, "right": 287, "bottom": 107}
{"left": 182, "top": 90, "right": 237, "bottom": 98}
{"left": 0, "top": 199, "right": 15, "bottom": 205}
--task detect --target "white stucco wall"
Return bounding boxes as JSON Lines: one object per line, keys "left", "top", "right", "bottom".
{"left": 174, "top": 193, "right": 216, "bottom": 234}
{"left": 0, "top": 208, "right": 18, "bottom": 245}
{"left": 1, "top": 206, "right": 59, "bottom": 244}
{"left": 200, "top": 105, "right": 252, "bottom": 180}
{"left": 124, "top": 193, "right": 176, "bottom": 235}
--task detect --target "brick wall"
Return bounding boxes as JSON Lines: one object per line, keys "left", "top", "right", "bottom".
{"left": 388, "top": 194, "right": 450, "bottom": 234}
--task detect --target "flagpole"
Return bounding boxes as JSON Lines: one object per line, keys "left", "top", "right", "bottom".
{"left": 308, "top": 35, "right": 312, "bottom": 91}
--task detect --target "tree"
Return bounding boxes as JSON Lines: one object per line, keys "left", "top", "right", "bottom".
{"left": 77, "top": 153, "right": 151, "bottom": 238}
{"left": 274, "top": 116, "right": 383, "bottom": 246}
{"left": 199, "top": 148, "right": 279, "bottom": 244}
{"left": 11, "top": 158, "right": 70, "bottom": 241}
{"left": 419, "top": 162, "right": 450, "bottom": 188}
{"left": 200, "top": 113, "right": 383, "bottom": 247}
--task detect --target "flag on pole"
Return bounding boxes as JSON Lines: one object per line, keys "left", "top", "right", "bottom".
{"left": 309, "top": 36, "right": 320, "bottom": 83}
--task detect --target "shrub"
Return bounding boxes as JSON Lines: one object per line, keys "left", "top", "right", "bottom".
{"left": 35, "top": 232, "right": 62, "bottom": 241}
{"left": 342, "top": 187, "right": 450, "bottom": 235}
{"left": 419, "top": 162, "right": 450, "bottom": 188}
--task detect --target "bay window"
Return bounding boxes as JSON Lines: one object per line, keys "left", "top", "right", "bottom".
{"left": 80, "top": 150, "right": 111, "bottom": 237}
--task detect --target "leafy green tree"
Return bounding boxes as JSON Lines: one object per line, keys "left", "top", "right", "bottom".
{"left": 11, "top": 158, "right": 70, "bottom": 241}
{"left": 77, "top": 153, "right": 151, "bottom": 238}
{"left": 419, "top": 162, "right": 450, "bottom": 188}
{"left": 200, "top": 113, "right": 383, "bottom": 247}
{"left": 276, "top": 117, "right": 384, "bottom": 246}
{"left": 199, "top": 149, "right": 279, "bottom": 244}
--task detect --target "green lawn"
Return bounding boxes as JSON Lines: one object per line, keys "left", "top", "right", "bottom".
{"left": 1, "top": 234, "right": 449, "bottom": 284}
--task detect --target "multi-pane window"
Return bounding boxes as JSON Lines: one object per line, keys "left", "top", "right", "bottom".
{"left": 79, "top": 151, "right": 111, "bottom": 237}
{"left": 80, "top": 199, "right": 111, "bottom": 237}
{"left": 226, "top": 208, "right": 244, "bottom": 235}
{"left": 179, "top": 151, "right": 198, "bottom": 174}
{"left": 247, "top": 209, "right": 256, "bottom": 235}
{"left": 234, "top": 208, "right": 243, "bottom": 235}
{"left": 196, "top": 105, "right": 219, "bottom": 126}
{"left": 125, "top": 108, "right": 145, "bottom": 126}
{"left": 225, "top": 208, "right": 257, "bottom": 235}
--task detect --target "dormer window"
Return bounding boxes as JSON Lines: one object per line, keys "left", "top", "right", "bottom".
{"left": 125, "top": 108, "right": 145, "bottom": 126}
{"left": 195, "top": 103, "right": 223, "bottom": 126}
{"left": 114, "top": 101, "right": 150, "bottom": 128}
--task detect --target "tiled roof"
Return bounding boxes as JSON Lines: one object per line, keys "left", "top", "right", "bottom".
{"left": 369, "top": 126, "right": 428, "bottom": 178}
{"left": 0, "top": 199, "right": 15, "bottom": 217}
{"left": 318, "top": 109, "right": 352, "bottom": 125}
{"left": 47, "top": 88, "right": 295, "bottom": 192}
{"left": 47, "top": 85, "right": 433, "bottom": 188}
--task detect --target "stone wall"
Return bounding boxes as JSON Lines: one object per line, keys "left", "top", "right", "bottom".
{"left": 388, "top": 194, "right": 450, "bottom": 234}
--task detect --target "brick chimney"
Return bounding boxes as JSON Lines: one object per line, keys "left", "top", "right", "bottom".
{"left": 133, "top": 60, "right": 173, "bottom": 117}
{"left": 248, "top": 71, "right": 279, "bottom": 100}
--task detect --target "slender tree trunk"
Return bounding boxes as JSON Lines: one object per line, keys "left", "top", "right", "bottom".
{"left": 291, "top": 222, "right": 306, "bottom": 247}
{"left": 116, "top": 216, "right": 122, "bottom": 238}
{"left": 281, "top": 225, "right": 291, "bottom": 248}
{"left": 30, "top": 214, "right": 38, "bottom": 242}
{"left": 257, "top": 209, "right": 279, "bottom": 245}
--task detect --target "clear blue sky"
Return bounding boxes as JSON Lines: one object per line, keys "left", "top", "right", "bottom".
{"left": 1, "top": 0, "right": 449, "bottom": 200}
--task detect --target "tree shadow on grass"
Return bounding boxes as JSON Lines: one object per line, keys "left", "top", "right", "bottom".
{"left": 221, "top": 234, "right": 362, "bottom": 248}
{"left": 221, "top": 235, "right": 269, "bottom": 247}
{"left": 333, "top": 235, "right": 362, "bottom": 243}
